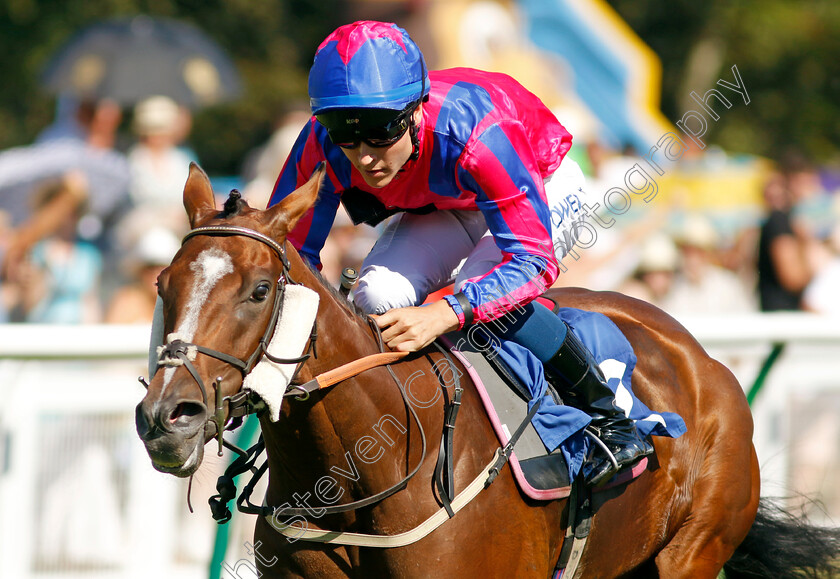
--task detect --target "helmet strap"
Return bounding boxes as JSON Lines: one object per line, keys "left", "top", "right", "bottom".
{"left": 408, "top": 112, "right": 420, "bottom": 161}
{"left": 407, "top": 58, "right": 428, "bottom": 162}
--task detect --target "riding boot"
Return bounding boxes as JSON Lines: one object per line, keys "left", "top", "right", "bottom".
{"left": 544, "top": 327, "right": 653, "bottom": 487}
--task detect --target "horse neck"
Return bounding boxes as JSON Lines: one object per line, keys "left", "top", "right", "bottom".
{"left": 286, "top": 250, "right": 378, "bottom": 377}
{"left": 260, "top": 249, "right": 415, "bottom": 499}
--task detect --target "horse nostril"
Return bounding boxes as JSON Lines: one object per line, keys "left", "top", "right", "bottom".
{"left": 169, "top": 401, "right": 205, "bottom": 426}
{"left": 136, "top": 403, "right": 154, "bottom": 439}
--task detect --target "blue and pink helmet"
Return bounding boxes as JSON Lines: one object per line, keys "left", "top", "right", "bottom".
{"left": 308, "top": 21, "right": 430, "bottom": 116}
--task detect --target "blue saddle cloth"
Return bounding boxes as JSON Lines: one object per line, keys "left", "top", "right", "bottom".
{"left": 491, "top": 307, "right": 687, "bottom": 481}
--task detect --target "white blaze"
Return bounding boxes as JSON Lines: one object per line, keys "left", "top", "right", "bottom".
{"left": 162, "top": 248, "right": 234, "bottom": 391}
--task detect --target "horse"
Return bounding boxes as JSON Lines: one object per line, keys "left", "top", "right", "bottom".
{"left": 136, "top": 163, "right": 840, "bottom": 578}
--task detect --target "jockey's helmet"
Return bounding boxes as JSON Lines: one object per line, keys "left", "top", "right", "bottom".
{"left": 308, "top": 21, "right": 429, "bottom": 150}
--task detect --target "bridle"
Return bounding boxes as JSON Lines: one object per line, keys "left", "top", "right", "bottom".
{"left": 147, "top": 223, "right": 431, "bottom": 525}
{"left": 153, "top": 225, "right": 317, "bottom": 456}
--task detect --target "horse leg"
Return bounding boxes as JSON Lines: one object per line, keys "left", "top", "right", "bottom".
{"left": 654, "top": 428, "right": 760, "bottom": 578}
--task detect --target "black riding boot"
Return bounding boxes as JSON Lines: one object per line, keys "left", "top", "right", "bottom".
{"left": 545, "top": 327, "right": 653, "bottom": 486}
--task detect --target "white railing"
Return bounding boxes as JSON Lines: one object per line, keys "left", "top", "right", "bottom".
{"left": 1, "top": 315, "right": 838, "bottom": 578}
{"left": 679, "top": 313, "right": 840, "bottom": 526}
{"left": 0, "top": 324, "right": 151, "bottom": 359}
{"left": 0, "top": 324, "right": 213, "bottom": 579}
{"left": 678, "top": 312, "right": 840, "bottom": 346}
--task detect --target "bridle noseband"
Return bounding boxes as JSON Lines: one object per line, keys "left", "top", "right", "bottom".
{"left": 155, "top": 225, "right": 317, "bottom": 455}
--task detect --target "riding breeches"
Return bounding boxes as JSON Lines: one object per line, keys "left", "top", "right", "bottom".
{"left": 353, "top": 158, "right": 590, "bottom": 315}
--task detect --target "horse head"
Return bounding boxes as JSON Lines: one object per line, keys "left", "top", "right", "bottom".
{"left": 135, "top": 162, "right": 324, "bottom": 477}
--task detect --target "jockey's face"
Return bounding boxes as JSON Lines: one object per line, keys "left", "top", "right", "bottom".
{"left": 340, "top": 105, "right": 422, "bottom": 188}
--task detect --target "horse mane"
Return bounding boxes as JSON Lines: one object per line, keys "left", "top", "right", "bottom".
{"left": 223, "top": 190, "right": 249, "bottom": 216}
{"left": 302, "top": 260, "right": 370, "bottom": 321}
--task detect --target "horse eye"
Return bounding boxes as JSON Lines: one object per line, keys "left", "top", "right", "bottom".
{"left": 251, "top": 282, "right": 271, "bottom": 302}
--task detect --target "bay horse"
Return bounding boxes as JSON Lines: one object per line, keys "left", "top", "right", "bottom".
{"left": 136, "top": 163, "right": 840, "bottom": 578}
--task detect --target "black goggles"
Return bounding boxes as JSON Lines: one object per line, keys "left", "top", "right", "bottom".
{"left": 317, "top": 104, "right": 416, "bottom": 149}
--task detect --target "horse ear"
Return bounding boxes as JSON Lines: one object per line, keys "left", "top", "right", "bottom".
{"left": 183, "top": 163, "right": 217, "bottom": 228}
{"left": 266, "top": 163, "right": 326, "bottom": 235}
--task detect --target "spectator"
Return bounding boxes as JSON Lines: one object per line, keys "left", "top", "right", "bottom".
{"left": 126, "top": 96, "right": 195, "bottom": 235}
{"left": 719, "top": 224, "right": 760, "bottom": 302}
{"left": 9, "top": 173, "right": 102, "bottom": 323}
{"left": 618, "top": 232, "right": 678, "bottom": 308}
{"left": 2, "top": 171, "right": 88, "bottom": 279}
{"left": 37, "top": 96, "right": 123, "bottom": 151}
{"left": 756, "top": 171, "right": 813, "bottom": 311}
{"left": 802, "top": 201, "right": 840, "bottom": 316}
{"left": 0, "top": 97, "right": 131, "bottom": 309}
{"left": 78, "top": 98, "right": 124, "bottom": 151}
{"left": 663, "top": 215, "right": 756, "bottom": 314}
{"left": 241, "top": 105, "right": 312, "bottom": 210}
{"left": 0, "top": 98, "right": 130, "bottom": 232}
{"left": 551, "top": 201, "right": 673, "bottom": 291}
{"left": 35, "top": 94, "right": 88, "bottom": 144}
{"left": 0, "top": 209, "right": 16, "bottom": 322}
{"left": 318, "top": 205, "right": 378, "bottom": 287}
{"left": 106, "top": 227, "right": 179, "bottom": 324}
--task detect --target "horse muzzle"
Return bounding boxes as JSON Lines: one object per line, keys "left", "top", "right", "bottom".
{"left": 149, "top": 439, "right": 205, "bottom": 477}
{"left": 135, "top": 396, "right": 209, "bottom": 477}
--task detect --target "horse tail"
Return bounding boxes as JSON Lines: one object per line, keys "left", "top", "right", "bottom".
{"left": 722, "top": 497, "right": 840, "bottom": 578}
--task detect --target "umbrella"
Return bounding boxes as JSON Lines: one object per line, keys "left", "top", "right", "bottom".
{"left": 40, "top": 15, "right": 242, "bottom": 108}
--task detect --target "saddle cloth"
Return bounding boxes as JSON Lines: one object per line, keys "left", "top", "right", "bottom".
{"left": 440, "top": 306, "right": 686, "bottom": 497}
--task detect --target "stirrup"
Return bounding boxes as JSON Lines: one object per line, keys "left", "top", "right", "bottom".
{"left": 583, "top": 425, "right": 651, "bottom": 486}
{"left": 584, "top": 427, "right": 620, "bottom": 473}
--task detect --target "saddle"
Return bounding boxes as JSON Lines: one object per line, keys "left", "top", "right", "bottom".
{"left": 439, "top": 329, "right": 648, "bottom": 500}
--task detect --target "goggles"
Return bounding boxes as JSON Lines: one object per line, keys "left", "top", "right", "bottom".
{"left": 317, "top": 103, "right": 417, "bottom": 149}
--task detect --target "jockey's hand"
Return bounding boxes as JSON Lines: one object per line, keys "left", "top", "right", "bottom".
{"left": 373, "top": 300, "right": 460, "bottom": 352}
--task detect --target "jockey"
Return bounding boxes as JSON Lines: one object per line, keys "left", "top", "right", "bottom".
{"left": 269, "top": 20, "right": 652, "bottom": 486}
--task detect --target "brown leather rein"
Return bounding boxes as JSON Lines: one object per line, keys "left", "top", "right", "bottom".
{"left": 152, "top": 224, "right": 427, "bottom": 524}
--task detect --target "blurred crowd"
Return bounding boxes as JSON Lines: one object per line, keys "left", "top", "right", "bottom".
{"left": 0, "top": 95, "right": 193, "bottom": 324}
{"left": 611, "top": 150, "right": 839, "bottom": 318}
{"left": 0, "top": 96, "right": 837, "bottom": 325}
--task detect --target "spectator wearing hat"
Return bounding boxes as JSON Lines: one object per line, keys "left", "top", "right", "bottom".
{"left": 618, "top": 233, "right": 679, "bottom": 308}
{"left": 105, "top": 227, "right": 180, "bottom": 323}
{"left": 126, "top": 96, "right": 196, "bottom": 233}
{"left": 662, "top": 215, "right": 755, "bottom": 315}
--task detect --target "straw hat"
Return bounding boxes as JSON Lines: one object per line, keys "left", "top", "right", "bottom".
{"left": 637, "top": 233, "right": 679, "bottom": 273}
{"left": 133, "top": 96, "right": 180, "bottom": 136}
{"left": 131, "top": 226, "right": 180, "bottom": 269}
{"left": 675, "top": 215, "right": 718, "bottom": 250}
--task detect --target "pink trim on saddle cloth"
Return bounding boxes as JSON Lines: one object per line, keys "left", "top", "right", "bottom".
{"left": 445, "top": 345, "right": 570, "bottom": 500}
{"left": 444, "top": 344, "right": 649, "bottom": 501}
